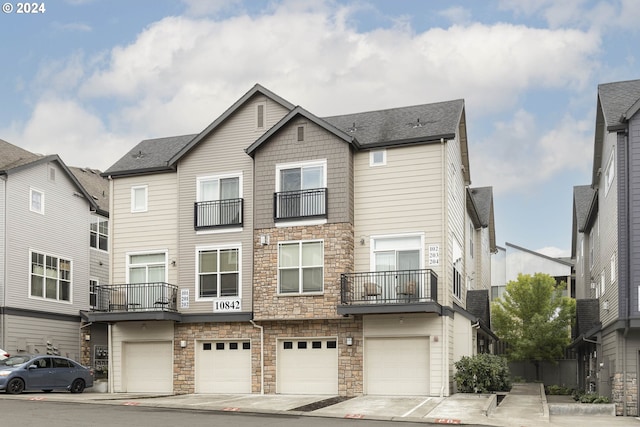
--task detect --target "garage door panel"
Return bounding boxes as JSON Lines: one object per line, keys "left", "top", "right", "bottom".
{"left": 277, "top": 339, "right": 337, "bottom": 395}
{"left": 196, "top": 341, "right": 251, "bottom": 393}
{"left": 366, "top": 337, "right": 429, "bottom": 395}
{"left": 124, "top": 342, "right": 173, "bottom": 393}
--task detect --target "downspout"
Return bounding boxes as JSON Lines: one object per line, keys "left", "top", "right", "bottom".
{"left": 108, "top": 323, "right": 113, "bottom": 393}
{"left": 250, "top": 320, "right": 264, "bottom": 395}
{"left": 440, "top": 137, "right": 448, "bottom": 398}
{"left": 623, "top": 130, "right": 630, "bottom": 416}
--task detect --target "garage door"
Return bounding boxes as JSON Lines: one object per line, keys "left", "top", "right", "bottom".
{"left": 277, "top": 338, "right": 338, "bottom": 394}
{"left": 365, "top": 337, "right": 429, "bottom": 395}
{"left": 124, "top": 341, "right": 173, "bottom": 392}
{"left": 196, "top": 340, "right": 251, "bottom": 393}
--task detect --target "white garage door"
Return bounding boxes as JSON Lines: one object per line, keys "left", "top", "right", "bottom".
{"left": 196, "top": 340, "right": 251, "bottom": 393}
{"left": 365, "top": 337, "right": 429, "bottom": 395}
{"left": 277, "top": 338, "right": 338, "bottom": 394}
{"left": 124, "top": 341, "right": 173, "bottom": 392}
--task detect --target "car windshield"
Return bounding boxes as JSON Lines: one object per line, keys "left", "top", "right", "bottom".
{"left": 0, "top": 355, "right": 34, "bottom": 367}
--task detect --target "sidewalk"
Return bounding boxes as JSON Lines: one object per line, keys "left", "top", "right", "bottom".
{"left": 1, "top": 383, "right": 639, "bottom": 426}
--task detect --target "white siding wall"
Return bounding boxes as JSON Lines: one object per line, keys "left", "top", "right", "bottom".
{"left": 0, "top": 179, "right": 5, "bottom": 307}
{"left": 110, "top": 173, "right": 178, "bottom": 285}
{"left": 176, "top": 95, "right": 289, "bottom": 313}
{"left": 4, "top": 162, "right": 91, "bottom": 315}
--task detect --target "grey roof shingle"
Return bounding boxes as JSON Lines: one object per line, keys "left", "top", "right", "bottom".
{"left": 466, "top": 289, "right": 491, "bottom": 328}
{"left": 69, "top": 166, "right": 110, "bottom": 214}
{"left": 103, "top": 134, "right": 197, "bottom": 177}
{"left": 322, "top": 99, "right": 463, "bottom": 147}
{"left": 573, "top": 185, "right": 596, "bottom": 232}
{"left": 575, "top": 299, "right": 600, "bottom": 337}
{"left": 0, "top": 138, "right": 42, "bottom": 172}
{"left": 598, "top": 79, "right": 640, "bottom": 129}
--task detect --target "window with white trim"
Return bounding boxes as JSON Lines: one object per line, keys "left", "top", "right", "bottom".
{"left": 30, "top": 251, "right": 71, "bottom": 302}
{"left": 370, "top": 149, "right": 386, "bottom": 166}
{"left": 30, "top": 188, "right": 44, "bottom": 214}
{"left": 197, "top": 247, "right": 240, "bottom": 298}
{"left": 611, "top": 252, "right": 617, "bottom": 283}
{"left": 131, "top": 185, "right": 148, "bottom": 212}
{"left": 604, "top": 150, "right": 615, "bottom": 196}
{"left": 278, "top": 241, "right": 323, "bottom": 294}
{"left": 600, "top": 270, "right": 605, "bottom": 297}
{"left": 275, "top": 160, "right": 326, "bottom": 219}
{"left": 196, "top": 174, "right": 241, "bottom": 227}
{"left": 128, "top": 252, "right": 166, "bottom": 283}
{"left": 90, "top": 215, "right": 108, "bottom": 251}
{"left": 452, "top": 238, "right": 463, "bottom": 300}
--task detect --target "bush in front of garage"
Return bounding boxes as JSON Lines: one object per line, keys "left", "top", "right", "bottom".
{"left": 454, "top": 353, "right": 512, "bottom": 393}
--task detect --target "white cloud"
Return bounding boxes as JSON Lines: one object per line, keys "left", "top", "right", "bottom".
{"left": 536, "top": 246, "right": 570, "bottom": 258}
{"left": 8, "top": 1, "right": 602, "bottom": 172}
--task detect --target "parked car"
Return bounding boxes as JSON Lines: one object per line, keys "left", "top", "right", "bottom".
{"left": 0, "top": 355, "right": 94, "bottom": 394}
{"left": 0, "top": 349, "right": 8, "bottom": 360}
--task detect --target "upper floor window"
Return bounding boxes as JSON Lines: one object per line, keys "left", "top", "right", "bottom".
{"left": 197, "top": 246, "right": 240, "bottom": 299}
{"left": 30, "top": 188, "right": 44, "bottom": 214}
{"left": 604, "top": 150, "right": 615, "bottom": 196}
{"left": 452, "top": 238, "right": 463, "bottom": 300}
{"left": 196, "top": 175, "right": 242, "bottom": 228}
{"left": 128, "top": 252, "right": 166, "bottom": 283}
{"left": 131, "top": 185, "right": 148, "bottom": 212}
{"left": 370, "top": 149, "right": 386, "bottom": 166}
{"left": 30, "top": 251, "right": 71, "bottom": 302}
{"left": 90, "top": 215, "right": 108, "bottom": 251}
{"left": 275, "top": 160, "right": 327, "bottom": 220}
{"left": 278, "top": 240, "right": 323, "bottom": 294}
{"left": 469, "top": 223, "right": 474, "bottom": 258}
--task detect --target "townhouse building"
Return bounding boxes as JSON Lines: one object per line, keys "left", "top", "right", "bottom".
{"left": 571, "top": 78, "right": 640, "bottom": 416}
{"left": 86, "top": 84, "right": 496, "bottom": 396}
{"left": 0, "top": 139, "right": 108, "bottom": 361}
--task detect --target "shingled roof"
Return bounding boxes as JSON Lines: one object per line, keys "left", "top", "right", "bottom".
{"left": 0, "top": 138, "right": 42, "bottom": 173}
{"left": 69, "top": 167, "right": 110, "bottom": 215}
{"left": 598, "top": 79, "right": 640, "bottom": 131}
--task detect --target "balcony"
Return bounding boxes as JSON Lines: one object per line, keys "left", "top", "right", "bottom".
{"left": 194, "top": 198, "right": 243, "bottom": 230}
{"left": 274, "top": 188, "right": 327, "bottom": 221}
{"left": 87, "top": 282, "right": 181, "bottom": 322}
{"left": 337, "top": 269, "right": 441, "bottom": 315}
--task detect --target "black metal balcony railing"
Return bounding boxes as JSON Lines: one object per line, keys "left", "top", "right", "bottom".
{"left": 340, "top": 269, "right": 438, "bottom": 305}
{"left": 274, "top": 188, "right": 327, "bottom": 221}
{"left": 91, "top": 282, "right": 178, "bottom": 312}
{"left": 194, "top": 198, "right": 243, "bottom": 229}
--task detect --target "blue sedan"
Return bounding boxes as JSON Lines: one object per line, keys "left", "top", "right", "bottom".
{"left": 0, "top": 355, "right": 94, "bottom": 394}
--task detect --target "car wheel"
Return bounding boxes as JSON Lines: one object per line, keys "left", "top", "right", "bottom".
{"left": 70, "top": 379, "right": 85, "bottom": 393}
{"left": 6, "top": 378, "right": 25, "bottom": 394}
{"left": 42, "top": 389, "right": 53, "bottom": 393}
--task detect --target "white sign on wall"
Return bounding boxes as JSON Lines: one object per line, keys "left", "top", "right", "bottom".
{"left": 429, "top": 244, "right": 440, "bottom": 266}
{"left": 180, "top": 289, "right": 189, "bottom": 309}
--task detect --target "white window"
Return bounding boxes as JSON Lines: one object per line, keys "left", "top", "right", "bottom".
{"left": 131, "top": 185, "right": 148, "bottom": 212}
{"left": 197, "top": 246, "right": 240, "bottom": 299}
{"left": 278, "top": 241, "right": 323, "bottom": 294}
{"left": 30, "top": 188, "right": 44, "bottom": 214}
{"left": 469, "top": 223, "right": 474, "bottom": 258}
{"left": 275, "top": 160, "right": 327, "bottom": 219}
{"left": 196, "top": 174, "right": 242, "bottom": 227}
{"left": 30, "top": 251, "right": 71, "bottom": 302}
{"left": 90, "top": 215, "right": 108, "bottom": 251}
{"left": 600, "top": 270, "right": 605, "bottom": 297}
{"left": 128, "top": 252, "right": 166, "bottom": 284}
{"left": 453, "top": 237, "right": 463, "bottom": 300}
{"left": 370, "top": 149, "right": 386, "bottom": 166}
{"left": 604, "top": 150, "right": 615, "bottom": 196}
{"left": 611, "top": 253, "right": 617, "bottom": 283}
{"left": 589, "top": 229, "right": 594, "bottom": 271}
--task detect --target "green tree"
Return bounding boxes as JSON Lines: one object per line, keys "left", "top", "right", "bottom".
{"left": 491, "top": 273, "right": 575, "bottom": 380}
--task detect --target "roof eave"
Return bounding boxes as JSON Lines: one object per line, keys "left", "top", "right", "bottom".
{"left": 102, "top": 165, "right": 176, "bottom": 178}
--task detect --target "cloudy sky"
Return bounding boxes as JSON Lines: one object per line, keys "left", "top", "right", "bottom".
{"left": 1, "top": 0, "right": 638, "bottom": 257}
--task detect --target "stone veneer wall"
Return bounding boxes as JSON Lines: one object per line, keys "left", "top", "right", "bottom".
{"left": 253, "top": 222, "right": 354, "bottom": 320}
{"left": 612, "top": 372, "right": 638, "bottom": 416}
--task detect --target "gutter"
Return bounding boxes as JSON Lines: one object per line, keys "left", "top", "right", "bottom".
{"left": 250, "top": 320, "right": 264, "bottom": 394}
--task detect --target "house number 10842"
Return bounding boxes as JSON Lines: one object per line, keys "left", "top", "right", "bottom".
{"left": 214, "top": 299, "right": 241, "bottom": 312}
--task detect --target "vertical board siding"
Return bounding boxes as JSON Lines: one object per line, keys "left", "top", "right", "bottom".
{"left": 111, "top": 173, "right": 178, "bottom": 285}
{"left": 4, "top": 162, "right": 90, "bottom": 315}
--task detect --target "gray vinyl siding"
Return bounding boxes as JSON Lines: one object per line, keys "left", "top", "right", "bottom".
{"left": 90, "top": 248, "right": 109, "bottom": 285}
{"left": 4, "top": 313, "right": 81, "bottom": 360}
{"left": 0, "top": 179, "right": 5, "bottom": 307}
{"left": 624, "top": 113, "right": 640, "bottom": 318}
{"left": 253, "top": 117, "right": 353, "bottom": 229}
{"left": 4, "top": 162, "right": 91, "bottom": 315}
{"left": 175, "top": 95, "right": 287, "bottom": 313}
{"left": 110, "top": 173, "right": 178, "bottom": 285}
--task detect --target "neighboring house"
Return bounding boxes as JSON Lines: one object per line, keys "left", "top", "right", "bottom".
{"left": 490, "top": 242, "right": 573, "bottom": 301}
{"left": 571, "top": 78, "right": 640, "bottom": 416}
{"left": 87, "top": 84, "right": 496, "bottom": 396}
{"left": 0, "top": 139, "right": 108, "bottom": 362}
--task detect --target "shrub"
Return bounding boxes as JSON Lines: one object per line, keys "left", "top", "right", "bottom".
{"left": 572, "top": 391, "right": 611, "bottom": 403}
{"left": 454, "top": 354, "right": 512, "bottom": 393}
{"left": 546, "top": 384, "right": 573, "bottom": 395}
